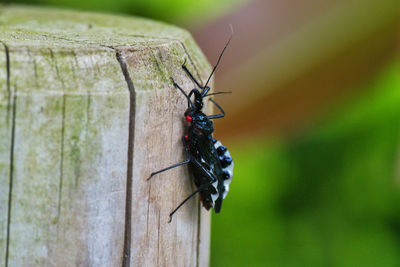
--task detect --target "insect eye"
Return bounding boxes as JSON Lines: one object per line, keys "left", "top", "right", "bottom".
{"left": 185, "top": 115, "right": 193, "bottom": 122}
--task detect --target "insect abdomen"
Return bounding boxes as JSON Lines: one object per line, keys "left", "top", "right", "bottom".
{"left": 209, "top": 139, "right": 233, "bottom": 213}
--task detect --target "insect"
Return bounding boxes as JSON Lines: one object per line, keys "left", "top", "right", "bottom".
{"left": 148, "top": 36, "right": 233, "bottom": 223}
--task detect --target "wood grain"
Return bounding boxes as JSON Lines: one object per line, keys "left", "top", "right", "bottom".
{"left": 0, "top": 5, "right": 211, "bottom": 266}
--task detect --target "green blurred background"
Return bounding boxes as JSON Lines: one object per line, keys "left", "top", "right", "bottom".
{"left": 7, "top": 0, "right": 400, "bottom": 266}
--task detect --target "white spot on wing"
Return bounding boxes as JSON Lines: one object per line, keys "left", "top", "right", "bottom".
{"left": 222, "top": 147, "right": 234, "bottom": 189}
{"left": 223, "top": 185, "right": 229, "bottom": 198}
{"left": 212, "top": 180, "right": 218, "bottom": 190}
{"left": 223, "top": 149, "right": 233, "bottom": 172}
{"left": 214, "top": 141, "right": 222, "bottom": 150}
{"left": 223, "top": 170, "right": 233, "bottom": 187}
{"left": 211, "top": 193, "right": 218, "bottom": 203}
{"left": 210, "top": 180, "right": 220, "bottom": 205}
{"left": 213, "top": 139, "right": 234, "bottom": 200}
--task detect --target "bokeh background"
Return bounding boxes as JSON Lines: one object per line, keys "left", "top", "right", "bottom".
{"left": 6, "top": 0, "right": 400, "bottom": 266}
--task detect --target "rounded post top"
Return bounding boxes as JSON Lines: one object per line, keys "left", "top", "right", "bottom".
{"left": 0, "top": 4, "right": 191, "bottom": 50}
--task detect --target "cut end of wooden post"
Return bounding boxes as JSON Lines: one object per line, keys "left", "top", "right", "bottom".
{"left": 0, "top": 5, "right": 211, "bottom": 266}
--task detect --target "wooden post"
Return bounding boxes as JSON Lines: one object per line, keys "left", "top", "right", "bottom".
{"left": 0, "top": 5, "right": 211, "bottom": 266}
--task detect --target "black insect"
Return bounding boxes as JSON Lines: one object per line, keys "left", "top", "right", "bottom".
{"left": 148, "top": 37, "right": 233, "bottom": 223}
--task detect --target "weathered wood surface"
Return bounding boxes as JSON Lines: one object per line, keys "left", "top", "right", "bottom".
{"left": 0, "top": 5, "right": 211, "bottom": 267}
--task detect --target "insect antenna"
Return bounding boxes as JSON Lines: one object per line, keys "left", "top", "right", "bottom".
{"left": 171, "top": 77, "right": 194, "bottom": 107}
{"left": 182, "top": 59, "right": 203, "bottom": 89}
{"left": 202, "top": 26, "right": 233, "bottom": 94}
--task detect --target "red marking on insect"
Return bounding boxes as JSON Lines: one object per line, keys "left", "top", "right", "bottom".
{"left": 184, "top": 134, "right": 189, "bottom": 140}
{"left": 185, "top": 115, "right": 193, "bottom": 122}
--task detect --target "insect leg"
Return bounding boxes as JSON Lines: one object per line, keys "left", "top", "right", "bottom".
{"left": 147, "top": 160, "right": 190, "bottom": 181}
{"left": 168, "top": 140, "right": 218, "bottom": 222}
{"left": 182, "top": 60, "right": 211, "bottom": 96}
{"left": 207, "top": 99, "right": 225, "bottom": 119}
{"left": 191, "top": 158, "right": 218, "bottom": 181}
{"left": 169, "top": 182, "right": 212, "bottom": 223}
{"left": 148, "top": 137, "right": 191, "bottom": 181}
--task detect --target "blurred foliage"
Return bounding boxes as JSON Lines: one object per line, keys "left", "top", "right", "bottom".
{"left": 212, "top": 62, "right": 400, "bottom": 267}
{"left": 6, "top": 0, "right": 245, "bottom": 26}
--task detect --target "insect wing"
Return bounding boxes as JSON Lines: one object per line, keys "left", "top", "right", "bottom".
{"left": 188, "top": 132, "right": 233, "bottom": 212}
